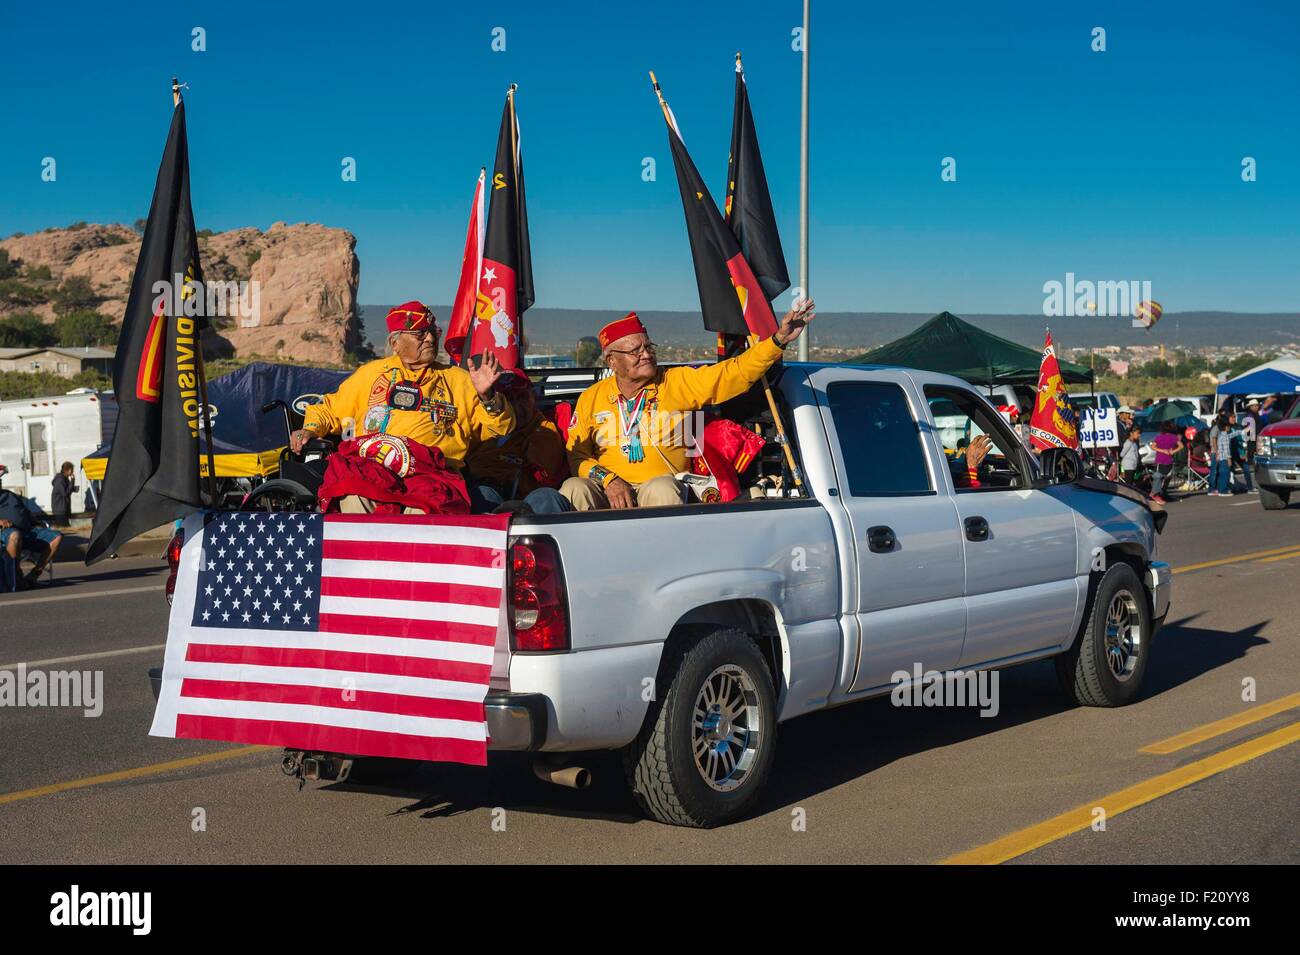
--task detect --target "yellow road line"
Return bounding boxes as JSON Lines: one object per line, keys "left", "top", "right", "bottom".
{"left": 941, "top": 721, "right": 1300, "bottom": 865}
{"left": 0, "top": 746, "right": 269, "bottom": 807}
{"left": 1140, "top": 693, "right": 1300, "bottom": 754}
{"left": 1256, "top": 551, "right": 1300, "bottom": 565}
{"left": 1173, "top": 545, "right": 1300, "bottom": 575}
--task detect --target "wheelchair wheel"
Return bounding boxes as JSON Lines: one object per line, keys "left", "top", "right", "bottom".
{"left": 240, "top": 479, "right": 318, "bottom": 513}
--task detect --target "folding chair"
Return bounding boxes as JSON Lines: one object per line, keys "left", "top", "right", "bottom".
{"left": 0, "top": 550, "right": 15, "bottom": 593}
{"left": 1181, "top": 448, "right": 1210, "bottom": 492}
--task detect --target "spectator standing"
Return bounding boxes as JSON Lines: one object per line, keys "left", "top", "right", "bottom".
{"left": 1120, "top": 425, "right": 1142, "bottom": 484}
{"left": 50, "top": 462, "right": 77, "bottom": 526}
{"left": 1148, "top": 422, "right": 1183, "bottom": 504}
{"left": 1238, "top": 398, "right": 1266, "bottom": 495}
{"left": 1208, "top": 411, "right": 1245, "bottom": 497}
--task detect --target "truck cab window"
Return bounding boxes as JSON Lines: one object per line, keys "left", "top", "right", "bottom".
{"left": 826, "top": 381, "right": 932, "bottom": 496}
{"left": 924, "top": 385, "right": 1029, "bottom": 490}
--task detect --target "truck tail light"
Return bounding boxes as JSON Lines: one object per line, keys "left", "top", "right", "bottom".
{"left": 509, "top": 536, "right": 568, "bottom": 652}
{"left": 165, "top": 528, "right": 184, "bottom": 606}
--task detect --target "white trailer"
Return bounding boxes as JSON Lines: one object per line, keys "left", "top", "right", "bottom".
{"left": 0, "top": 389, "right": 116, "bottom": 514}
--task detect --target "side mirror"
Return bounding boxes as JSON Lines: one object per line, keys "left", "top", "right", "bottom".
{"left": 1039, "top": 446, "right": 1081, "bottom": 485}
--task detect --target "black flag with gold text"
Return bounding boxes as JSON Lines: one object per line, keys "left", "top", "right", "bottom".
{"left": 86, "top": 100, "right": 205, "bottom": 563}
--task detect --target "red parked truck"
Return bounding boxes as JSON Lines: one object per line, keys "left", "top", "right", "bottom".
{"left": 1255, "top": 397, "right": 1300, "bottom": 510}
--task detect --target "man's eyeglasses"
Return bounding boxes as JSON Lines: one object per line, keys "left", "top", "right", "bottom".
{"left": 606, "top": 342, "right": 657, "bottom": 359}
{"left": 399, "top": 327, "right": 437, "bottom": 341}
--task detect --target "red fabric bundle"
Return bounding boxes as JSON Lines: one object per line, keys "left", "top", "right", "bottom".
{"left": 691, "top": 418, "right": 767, "bottom": 502}
{"left": 318, "top": 437, "right": 471, "bottom": 515}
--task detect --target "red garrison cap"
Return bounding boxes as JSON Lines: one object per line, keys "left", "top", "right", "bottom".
{"left": 386, "top": 301, "right": 435, "bottom": 334}
{"left": 598, "top": 312, "right": 648, "bottom": 351}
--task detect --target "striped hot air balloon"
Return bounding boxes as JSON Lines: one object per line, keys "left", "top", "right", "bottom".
{"left": 1134, "top": 299, "right": 1164, "bottom": 330}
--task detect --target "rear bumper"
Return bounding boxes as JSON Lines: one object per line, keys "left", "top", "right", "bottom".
{"left": 484, "top": 691, "right": 549, "bottom": 751}
{"left": 147, "top": 667, "right": 549, "bottom": 753}
{"left": 1148, "top": 561, "right": 1172, "bottom": 633}
{"left": 1255, "top": 461, "right": 1300, "bottom": 491}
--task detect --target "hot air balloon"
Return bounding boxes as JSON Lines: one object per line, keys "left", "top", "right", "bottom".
{"left": 1134, "top": 299, "right": 1164, "bottom": 330}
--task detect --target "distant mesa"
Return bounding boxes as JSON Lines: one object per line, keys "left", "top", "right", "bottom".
{"left": 0, "top": 222, "right": 361, "bottom": 365}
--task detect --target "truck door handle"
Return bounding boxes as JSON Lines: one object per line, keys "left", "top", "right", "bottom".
{"left": 964, "top": 516, "right": 990, "bottom": 542}
{"left": 867, "top": 525, "right": 896, "bottom": 553}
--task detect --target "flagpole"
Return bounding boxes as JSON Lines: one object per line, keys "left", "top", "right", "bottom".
{"left": 507, "top": 84, "right": 523, "bottom": 365}
{"left": 797, "top": 0, "right": 811, "bottom": 362}
{"left": 649, "top": 71, "right": 804, "bottom": 495}
{"left": 173, "top": 76, "right": 218, "bottom": 507}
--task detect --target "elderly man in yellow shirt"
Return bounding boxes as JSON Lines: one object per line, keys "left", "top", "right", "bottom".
{"left": 562, "top": 298, "right": 816, "bottom": 510}
{"left": 288, "top": 301, "right": 516, "bottom": 511}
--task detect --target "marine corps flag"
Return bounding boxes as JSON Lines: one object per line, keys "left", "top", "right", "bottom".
{"left": 468, "top": 86, "right": 534, "bottom": 371}
{"left": 720, "top": 55, "right": 789, "bottom": 358}
{"left": 654, "top": 75, "right": 778, "bottom": 344}
{"left": 86, "top": 94, "right": 206, "bottom": 563}
{"left": 1029, "top": 332, "right": 1080, "bottom": 451}
{"left": 444, "top": 168, "right": 486, "bottom": 365}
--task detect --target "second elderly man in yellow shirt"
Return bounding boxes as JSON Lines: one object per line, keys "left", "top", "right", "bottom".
{"left": 288, "top": 301, "right": 516, "bottom": 511}
{"left": 562, "top": 298, "right": 816, "bottom": 509}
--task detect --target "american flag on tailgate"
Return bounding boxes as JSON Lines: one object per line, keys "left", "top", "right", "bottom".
{"left": 150, "top": 510, "right": 510, "bottom": 766}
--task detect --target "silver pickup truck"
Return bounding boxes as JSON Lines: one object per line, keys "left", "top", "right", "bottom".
{"left": 484, "top": 361, "right": 1171, "bottom": 827}
{"left": 152, "top": 360, "right": 1172, "bottom": 828}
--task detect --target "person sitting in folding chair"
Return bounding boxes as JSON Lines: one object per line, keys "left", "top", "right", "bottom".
{"left": 0, "top": 464, "right": 62, "bottom": 590}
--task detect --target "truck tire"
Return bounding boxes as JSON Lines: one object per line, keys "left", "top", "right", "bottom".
{"left": 1056, "top": 562, "right": 1151, "bottom": 707}
{"left": 1259, "top": 486, "right": 1290, "bottom": 510}
{"left": 622, "top": 628, "right": 777, "bottom": 828}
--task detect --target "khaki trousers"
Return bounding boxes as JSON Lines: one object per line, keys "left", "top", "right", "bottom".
{"left": 559, "top": 475, "right": 686, "bottom": 511}
{"left": 337, "top": 494, "right": 422, "bottom": 515}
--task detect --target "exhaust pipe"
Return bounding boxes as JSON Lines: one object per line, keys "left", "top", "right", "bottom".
{"left": 533, "top": 758, "right": 592, "bottom": 790}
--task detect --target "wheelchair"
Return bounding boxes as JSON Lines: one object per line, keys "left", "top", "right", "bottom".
{"left": 238, "top": 400, "right": 335, "bottom": 514}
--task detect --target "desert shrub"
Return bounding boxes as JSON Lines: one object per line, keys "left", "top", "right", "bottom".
{"left": 52, "top": 275, "right": 101, "bottom": 315}
{"left": 0, "top": 312, "right": 57, "bottom": 347}
{"left": 55, "top": 310, "right": 117, "bottom": 347}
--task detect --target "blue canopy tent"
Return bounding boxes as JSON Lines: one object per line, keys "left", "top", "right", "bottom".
{"left": 1216, "top": 367, "right": 1300, "bottom": 396}
{"left": 82, "top": 362, "right": 351, "bottom": 480}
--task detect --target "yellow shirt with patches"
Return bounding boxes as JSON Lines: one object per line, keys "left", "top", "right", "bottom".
{"left": 302, "top": 357, "right": 515, "bottom": 471}
{"left": 566, "top": 337, "right": 783, "bottom": 486}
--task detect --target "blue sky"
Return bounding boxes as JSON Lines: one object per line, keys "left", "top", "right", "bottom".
{"left": 2, "top": 1, "right": 1297, "bottom": 314}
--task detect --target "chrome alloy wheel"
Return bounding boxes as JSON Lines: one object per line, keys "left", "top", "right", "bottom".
{"left": 691, "top": 664, "right": 763, "bottom": 792}
{"left": 1104, "top": 589, "right": 1142, "bottom": 682}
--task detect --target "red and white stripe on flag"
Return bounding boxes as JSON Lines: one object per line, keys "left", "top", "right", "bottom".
{"left": 150, "top": 511, "right": 510, "bottom": 766}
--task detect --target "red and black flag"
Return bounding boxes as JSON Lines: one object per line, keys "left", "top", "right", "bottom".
{"left": 720, "top": 55, "right": 790, "bottom": 358}
{"left": 86, "top": 92, "right": 206, "bottom": 563}
{"left": 469, "top": 85, "right": 534, "bottom": 371}
{"left": 444, "top": 168, "right": 486, "bottom": 366}
{"left": 654, "top": 75, "right": 778, "bottom": 348}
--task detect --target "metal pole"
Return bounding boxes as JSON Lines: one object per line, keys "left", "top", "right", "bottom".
{"left": 173, "top": 76, "right": 218, "bottom": 507}
{"left": 797, "top": 0, "right": 810, "bottom": 362}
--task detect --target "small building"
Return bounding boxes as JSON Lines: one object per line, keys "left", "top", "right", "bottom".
{"left": 0, "top": 346, "right": 115, "bottom": 377}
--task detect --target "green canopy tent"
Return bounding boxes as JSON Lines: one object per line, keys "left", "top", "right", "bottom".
{"left": 845, "top": 311, "right": 1095, "bottom": 386}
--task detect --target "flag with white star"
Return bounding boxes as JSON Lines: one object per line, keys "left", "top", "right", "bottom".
{"left": 150, "top": 510, "right": 511, "bottom": 766}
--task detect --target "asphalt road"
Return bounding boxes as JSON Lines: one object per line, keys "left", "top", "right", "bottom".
{"left": 1, "top": 492, "right": 1297, "bottom": 864}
